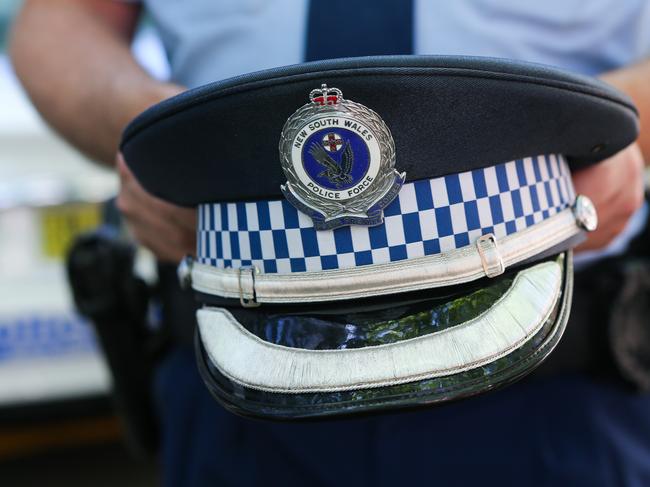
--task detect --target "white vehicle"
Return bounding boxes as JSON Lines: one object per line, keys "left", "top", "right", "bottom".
{"left": 0, "top": 0, "right": 169, "bottom": 412}
{"left": 0, "top": 54, "right": 117, "bottom": 409}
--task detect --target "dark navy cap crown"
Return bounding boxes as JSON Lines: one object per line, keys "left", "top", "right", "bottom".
{"left": 121, "top": 55, "right": 638, "bottom": 205}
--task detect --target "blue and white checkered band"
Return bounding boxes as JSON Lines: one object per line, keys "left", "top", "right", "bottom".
{"left": 198, "top": 155, "right": 575, "bottom": 274}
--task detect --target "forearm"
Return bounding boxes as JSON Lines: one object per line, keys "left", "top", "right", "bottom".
{"left": 602, "top": 60, "right": 650, "bottom": 162}
{"left": 9, "top": 0, "right": 183, "bottom": 166}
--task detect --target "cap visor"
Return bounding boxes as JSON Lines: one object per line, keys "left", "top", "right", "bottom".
{"left": 196, "top": 255, "right": 572, "bottom": 419}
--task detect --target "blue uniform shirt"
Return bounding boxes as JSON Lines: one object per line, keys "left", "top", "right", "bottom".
{"left": 141, "top": 0, "right": 650, "bottom": 86}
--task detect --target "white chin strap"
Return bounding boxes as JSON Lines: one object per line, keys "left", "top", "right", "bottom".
{"left": 191, "top": 206, "right": 580, "bottom": 304}
{"left": 197, "top": 260, "right": 562, "bottom": 393}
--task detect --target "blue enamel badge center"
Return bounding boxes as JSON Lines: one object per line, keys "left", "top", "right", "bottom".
{"left": 279, "top": 85, "right": 405, "bottom": 230}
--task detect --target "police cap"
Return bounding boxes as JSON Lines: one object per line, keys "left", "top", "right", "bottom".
{"left": 121, "top": 56, "right": 638, "bottom": 419}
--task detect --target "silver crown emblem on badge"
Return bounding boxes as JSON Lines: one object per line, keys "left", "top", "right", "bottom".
{"left": 309, "top": 84, "right": 343, "bottom": 106}
{"left": 279, "top": 84, "right": 405, "bottom": 230}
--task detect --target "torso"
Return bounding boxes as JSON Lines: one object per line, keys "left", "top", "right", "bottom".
{"left": 142, "top": 0, "right": 650, "bottom": 86}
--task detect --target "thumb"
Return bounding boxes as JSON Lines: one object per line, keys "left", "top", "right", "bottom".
{"left": 116, "top": 152, "right": 133, "bottom": 181}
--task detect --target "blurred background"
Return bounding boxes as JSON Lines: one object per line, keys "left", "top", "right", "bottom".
{"left": 0, "top": 1, "right": 166, "bottom": 485}
{"left": 2, "top": 1, "right": 650, "bottom": 486}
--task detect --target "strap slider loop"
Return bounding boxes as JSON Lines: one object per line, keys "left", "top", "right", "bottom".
{"left": 476, "top": 233, "right": 505, "bottom": 278}
{"left": 238, "top": 266, "right": 261, "bottom": 308}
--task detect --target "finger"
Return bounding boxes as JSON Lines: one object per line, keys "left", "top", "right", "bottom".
{"left": 129, "top": 226, "right": 191, "bottom": 262}
{"left": 577, "top": 224, "right": 627, "bottom": 252}
{"left": 572, "top": 143, "right": 646, "bottom": 253}
{"left": 126, "top": 217, "right": 196, "bottom": 262}
{"left": 116, "top": 152, "right": 132, "bottom": 180}
{"left": 121, "top": 201, "right": 196, "bottom": 249}
{"left": 117, "top": 153, "right": 197, "bottom": 231}
{"left": 117, "top": 182, "right": 196, "bottom": 253}
{"left": 119, "top": 171, "right": 197, "bottom": 231}
{"left": 159, "top": 204, "right": 197, "bottom": 233}
{"left": 118, "top": 152, "right": 197, "bottom": 249}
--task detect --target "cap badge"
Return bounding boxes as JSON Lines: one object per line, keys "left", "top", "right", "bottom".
{"left": 279, "top": 84, "right": 405, "bottom": 230}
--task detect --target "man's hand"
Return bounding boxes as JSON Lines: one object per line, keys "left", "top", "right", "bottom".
{"left": 573, "top": 142, "right": 645, "bottom": 252}
{"left": 116, "top": 154, "right": 196, "bottom": 262}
